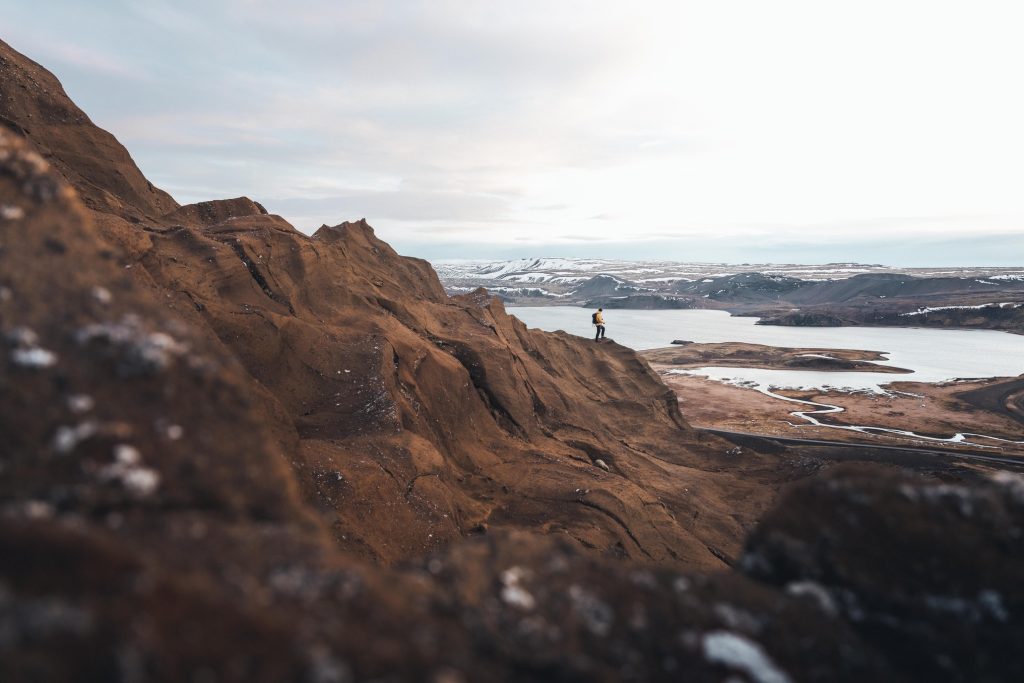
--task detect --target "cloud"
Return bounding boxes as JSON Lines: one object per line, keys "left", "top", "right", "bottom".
{"left": 3, "top": 33, "right": 149, "bottom": 81}
{"left": 268, "top": 189, "right": 512, "bottom": 224}
{"left": 2, "top": 0, "right": 1022, "bottom": 265}
{"left": 47, "top": 43, "right": 149, "bottom": 79}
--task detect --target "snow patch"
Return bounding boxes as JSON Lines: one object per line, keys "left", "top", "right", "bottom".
{"left": 901, "top": 302, "right": 1021, "bottom": 316}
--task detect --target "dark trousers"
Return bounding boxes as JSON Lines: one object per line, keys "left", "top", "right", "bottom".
{"left": 594, "top": 325, "right": 605, "bottom": 340}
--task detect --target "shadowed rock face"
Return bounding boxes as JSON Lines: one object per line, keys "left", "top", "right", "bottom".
{"left": 1, "top": 41, "right": 1022, "bottom": 681}
{"left": 125, "top": 205, "right": 768, "bottom": 567}
{"left": 741, "top": 465, "right": 1024, "bottom": 682}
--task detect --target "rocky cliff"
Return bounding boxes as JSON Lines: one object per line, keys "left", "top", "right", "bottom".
{"left": 2, "top": 39, "right": 1022, "bottom": 681}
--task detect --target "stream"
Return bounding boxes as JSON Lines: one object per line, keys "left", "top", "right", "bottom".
{"left": 679, "top": 374, "right": 1024, "bottom": 449}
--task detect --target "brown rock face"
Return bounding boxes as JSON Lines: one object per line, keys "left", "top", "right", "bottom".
{"left": 2, "top": 40, "right": 1022, "bottom": 681}
{"left": 160, "top": 196, "right": 269, "bottom": 226}
{"left": 134, "top": 207, "right": 766, "bottom": 567}
{"left": 0, "top": 38, "right": 766, "bottom": 570}
{"left": 0, "top": 38, "right": 178, "bottom": 221}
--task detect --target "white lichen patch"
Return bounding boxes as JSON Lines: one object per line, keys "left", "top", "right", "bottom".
{"left": 11, "top": 347, "right": 57, "bottom": 368}
{"left": 785, "top": 581, "right": 837, "bottom": 616}
{"left": 76, "top": 316, "right": 189, "bottom": 374}
{"left": 0, "top": 204, "right": 25, "bottom": 221}
{"left": 6, "top": 326, "right": 58, "bottom": 368}
{"left": 924, "top": 590, "right": 1011, "bottom": 623}
{"left": 90, "top": 286, "right": 112, "bottom": 305}
{"left": 52, "top": 421, "right": 98, "bottom": 454}
{"left": 24, "top": 500, "right": 55, "bottom": 519}
{"left": 898, "top": 482, "right": 981, "bottom": 517}
{"left": 702, "top": 631, "right": 793, "bottom": 683}
{"left": 67, "top": 394, "right": 95, "bottom": 414}
{"left": 114, "top": 444, "right": 140, "bottom": 465}
{"left": 713, "top": 603, "right": 763, "bottom": 632}
{"left": 5, "top": 327, "right": 37, "bottom": 346}
{"left": 978, "top": 590, "right": 1010, "bottom": 622}
{"left": 97, "top": 444, "right": 160, "bottom": 498}
{"left": 154, "top": 419, "right": 185, "bottom": 441}
{"left": 629, "top": 570, "right": 657, "bottom": 589}
{"left": 120, "top": 468, "right": 160, "bottom": 497}
{"left": 990, "top": 471, "right": 1024, "bottom": 503}
{"left": 268, "top": 565, "right": 338, "bottom": 603}
{"left": 305, "top": 643, "right": 352, "bottom": 683}
{"left": 568, "top": 584, "right": 613, "bottom": 636}
{"left": 0, "top": 589, "right": 95, "bottom": 642}
{"left": 499, "top": 566, "right": 536, "bottom": 610}
{"left": 4, "top": 500, "right": 56, "bottom": 520}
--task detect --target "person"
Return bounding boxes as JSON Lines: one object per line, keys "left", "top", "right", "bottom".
{"left": 592, "top": 308, "right": 606, "bottom": 341}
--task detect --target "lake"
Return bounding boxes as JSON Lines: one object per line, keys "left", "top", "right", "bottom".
{"left": 506, "top": 306, "right": 1024, "bottom": 391}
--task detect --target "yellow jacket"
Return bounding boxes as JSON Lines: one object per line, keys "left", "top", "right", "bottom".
{"left": 594, "top": 311, "right": 605, "bottom": 325}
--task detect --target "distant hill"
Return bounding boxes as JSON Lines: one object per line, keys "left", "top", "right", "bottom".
{"left": 436, "top": 257, "right": 1024, "bottom": 332}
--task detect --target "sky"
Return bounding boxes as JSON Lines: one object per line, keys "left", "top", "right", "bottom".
{"left": 3, "top": 0, "right": 1023, "bottom": 265}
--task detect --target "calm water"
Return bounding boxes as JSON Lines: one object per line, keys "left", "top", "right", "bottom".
{"left": 507, "top": 306, "right": 1024, "bottom": 390}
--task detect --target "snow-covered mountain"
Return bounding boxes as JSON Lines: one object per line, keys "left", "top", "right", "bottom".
{"left": 431, "top": 257, "right": 1024, "bottom": 312}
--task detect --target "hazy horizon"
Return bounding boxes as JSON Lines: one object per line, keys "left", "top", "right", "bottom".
{"left": 3, "top": 1, "right": 1022, "bottom": 265}
{"left": 412, "top": 233, "right": 1024, "bottom": 268}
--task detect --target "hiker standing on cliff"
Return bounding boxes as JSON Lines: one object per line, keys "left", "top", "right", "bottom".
{"left": 592, "top": 308, "right": 606, "bottom": 341}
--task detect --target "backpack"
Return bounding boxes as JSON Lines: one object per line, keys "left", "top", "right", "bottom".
{"left": 591, "top": 312, "right": 599, "bottom": 324}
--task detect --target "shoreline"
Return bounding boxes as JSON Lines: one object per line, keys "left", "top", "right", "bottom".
{"left": 500, "top": 301, "right": 1024, "bottom": 335}
{"left": 644, "top": 342, "right": 1024, "bottom": 457}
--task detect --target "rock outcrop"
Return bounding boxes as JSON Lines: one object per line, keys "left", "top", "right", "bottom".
{"left": 1, "top": 37, "right": 769, "bottom": 570}
{"left": 132, "top": 207, "right": 766, "bottom": 567}
{"left": 741, "top": 465, "right": 1024, "bottom": 682}
{"left": 755, "top": 311, "right": 850, "bottom": 327}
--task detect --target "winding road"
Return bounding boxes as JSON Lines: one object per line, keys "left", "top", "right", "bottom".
{"left": 750, "top": 384, "right": 1024, "bottom": 449}
{"left": 702, "top": 428, "right": 1024, "bottom": 469}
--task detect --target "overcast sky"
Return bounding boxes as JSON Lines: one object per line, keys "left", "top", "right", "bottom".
{"left": 4, "top": 1, "right": 1023, "bottom": 264}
